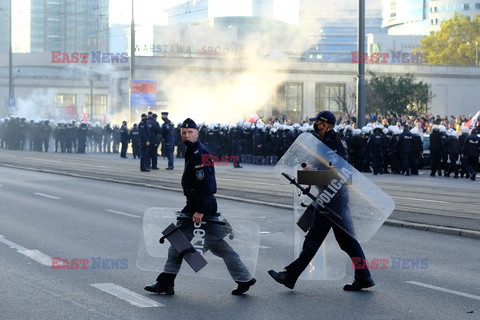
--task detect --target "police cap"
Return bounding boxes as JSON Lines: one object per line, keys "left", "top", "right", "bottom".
{"left": 309, "top": 110, "right": 336, "bottom": 124}
{"left": 181, "top": 118, "right": 197, "bottom": 129}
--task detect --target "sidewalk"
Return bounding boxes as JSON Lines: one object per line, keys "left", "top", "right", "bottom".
{"left": 1, "top": 149, "right": 479, "bottom": 239}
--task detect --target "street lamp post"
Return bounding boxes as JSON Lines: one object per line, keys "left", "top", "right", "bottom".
{"left": 476, "top": 42, "right": 478, "bottom": 67}
{"left": 8, "top": 0, "right": 14, "bottom": 110}
{"left": 357, "top": 0, "right": 366, "bottom": 128}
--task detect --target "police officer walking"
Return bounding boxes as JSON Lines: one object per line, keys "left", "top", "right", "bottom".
{"left": 161, "top": 112, "right": 175, "bottom": 170}
{"left": 144, "top": 118, "right": 256, "bottom": 295}
{"left": 138, "top": 114, "right": 151, "bottom": 172}
{"left": 147, "top": 114, "right": 162, "bottom": 170}
{"left": 120, "top": 120, "right": 129, "bottom": 158}
{"left": 130, "top": 123, "right": 140, "bottom": 159}
{"left": 268, "top": 111, "right": 375, "bottom": 291}
{"left": 463, "top": 128, "right": 480, "bottom": 181}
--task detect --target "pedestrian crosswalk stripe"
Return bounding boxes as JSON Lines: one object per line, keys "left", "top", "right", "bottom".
{"left": 91, "top": 283, "right": 164, "bottom": 308}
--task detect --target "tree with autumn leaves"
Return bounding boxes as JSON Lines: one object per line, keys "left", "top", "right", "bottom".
{"left": 419, "top": 13, "right": 480, "bottom": 66}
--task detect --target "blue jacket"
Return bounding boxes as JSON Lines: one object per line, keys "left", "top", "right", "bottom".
{"left": 181, "top": 140, "right": 217, "bottom": 215}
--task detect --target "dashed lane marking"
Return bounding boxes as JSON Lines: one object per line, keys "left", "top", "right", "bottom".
{"left": 106, "top": 209, "right": 141, "bottom": 218}
{"left": 0, "top": 235, "right": 52, "bottom": 266}
{"left": 90, "top": 283, "right": 164, "bottom": 308}
{"left": 406, "top": 281, "right": 480, "bottom": 301}
{"left": 34, "top": 192, "right": 60, "bottom": 199}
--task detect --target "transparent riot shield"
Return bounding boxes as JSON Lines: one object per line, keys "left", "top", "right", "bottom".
{"left": 294, "top": 197, "right": 347, "bottom": 280}
{"left": 137, "top": 208, "right": 261, "bottom": 282}
{"left": 275, "top": 132, "right": 395, "bottom": 243}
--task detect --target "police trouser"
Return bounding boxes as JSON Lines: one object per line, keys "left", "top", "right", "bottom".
{"left": 401, "top": 152, "right": 414, "bottom": 174}
{"left": 371, "top": 151, "right": 383, "bottom": 174}
{"left": 285, "top": 192, "right": 371, "bottom": 281}
{"left": 132, "top": 141, "right": 140, "bottom": 158}
{"left": 430, "top": 150, "right": 442, "bottom": 175}
{"left": 164, "top": 146, "right": 174, "bottom": 168}
{"left": 447, "top": 154, "right": 459, "bottom": 176}
{"left": 120, "top": 141, "right": 128, "bottom": 157}
{"left": 140, "top": 144, "right": 150, "bottom": 170}
{"left": 465, "top": 156, "right": 479, "bottom": 177}
{"left": 149, "top": 143, "right": 159, "bottom": 168}
{"left": 161, "top": 219, "right": 252, "bottom": 282}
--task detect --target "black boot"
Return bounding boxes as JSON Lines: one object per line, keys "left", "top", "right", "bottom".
{"left": 268, "top": 270, "right": 296, "bottom": 289}
{"left": 343, "top": 276, "right": 375, "bottom": 291}
{"left": 144, "top": 282, "right": 174, "bottom": 295}
{"left": 145, "top": 273, "right": 176, "bottom": 295}
{"left": 231, "top": 278, "right": 256, "bottom": 295}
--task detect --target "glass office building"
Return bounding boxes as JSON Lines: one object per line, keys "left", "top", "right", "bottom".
{"left": 383, "top": 0, "right": 480, "bottom": 35}
{"left": 30, "top": 0, "right": 109, "bottom": 52}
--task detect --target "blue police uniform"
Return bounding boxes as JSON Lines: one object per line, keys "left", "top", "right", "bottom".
{"left": 138, "top": 116, "right": 151, "bottom": 171}
{"left": 270, "top": 111, "right": 374, "bottom": 291}
{"left": 147, "top": 118, "right": 255, "bottom": 295}
{"left": 147, "top": 116, "right": 161, "bottom": 169}
{"left": 463, "top": 129, "right": 480, "bottom": 180}
{"left": 284, "top": 129, "right": 371, "bottom": 283}
{"left": 161, "top": 115, "right": 175, "bottom": 169}
{"left": 180, "top": 140, "right": 217, "bottom": 215}
{"left": 120, "top": 123, "right": 129, "bottom": 158}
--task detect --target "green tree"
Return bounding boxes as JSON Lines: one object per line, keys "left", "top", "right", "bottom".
{"left": 366, "top": 72, "right": 433, "bottom": 116}
{"left": 419, "top": 13, "right": 480, "bottom": 66}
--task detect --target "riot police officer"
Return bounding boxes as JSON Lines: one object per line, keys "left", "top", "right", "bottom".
{"left": 144, "top": 118, "right": 256, "bottom": 295}
{"left": 138, "top": 114, "right": 151, "bottom": 172}
{"left": 120, "top": 121, "right": 129, "bottom": 158}
{"left": 268, "top": 111, "right": 374, "bottom": 292}
{"left": 463, "top": 128, "right": 480, "bottom": 181}
{"left": 147, "top": 114, "right": 161, "bottom": 170}
{"left": 161, "top": 112, "right": 175, "bottom": 170}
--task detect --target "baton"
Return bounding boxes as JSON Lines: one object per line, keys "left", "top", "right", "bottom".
{"left": 176, "top": 216, "right": 227, "bottom": 225}
{"left": 281, "top": 172, "right": 343, "bottom": 221}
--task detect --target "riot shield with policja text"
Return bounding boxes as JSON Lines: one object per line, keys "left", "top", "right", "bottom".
{"left": 137, "top": 208, "right": 260, "bottom": 282}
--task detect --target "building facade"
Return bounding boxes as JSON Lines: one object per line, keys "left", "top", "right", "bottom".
{"left": 30, "top": 0, "right": 109, "bottom": 53}
{"left": 1, "top": 53, "right": 479, "bottom": 123}
{"left": 383, "top": 0, "right": 480, "bottom": 35}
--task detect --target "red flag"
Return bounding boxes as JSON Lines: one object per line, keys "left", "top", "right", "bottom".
{"left": 82, "top": 112, "right": 87, "bottom": 123}
{"left": 463, "top": 111, "right": 480, "bottom": 131}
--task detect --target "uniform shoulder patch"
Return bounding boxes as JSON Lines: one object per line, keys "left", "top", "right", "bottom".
{"left": 196, "top": 170, "right": 205, "bottom": 180}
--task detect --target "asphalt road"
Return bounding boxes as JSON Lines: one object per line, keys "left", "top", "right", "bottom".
{"left": 1, "top": 149, "right": 480, "bottom": 235}
{"left": 1, "top": 167, "right": 479, "bottom": 319}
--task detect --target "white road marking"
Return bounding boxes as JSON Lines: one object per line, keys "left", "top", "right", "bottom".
{"left": 260, "top": 231, "right": 271, "bottom": 234}
{"left": 393, "top": 196, "right": 480, "bottom": 207}
{"left": 70, "top": 162, "right": 108, "bottom": 168}
{"left": 0, "top": 235, "right": 52, "bottom": 266}
{"left": 392, "top": 196, "right": 448, "bottom": 204}
{"left": 25, "top": 157, "right": 63, "bottom": 163}
{"left": 406, "top": 281, "right": 480, "bottom": 301}
{"left": 90, "top": 283, "right": 164, "bottom": 308}
{"left": 34, "top": 192, "right": 60, "bottom": 200}
{"left": 106, "top": 209, "right": 141, "bottom": 218}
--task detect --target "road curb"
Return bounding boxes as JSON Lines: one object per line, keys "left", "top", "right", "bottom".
{"left": 2, "top": 163, "right": 479, "bottom": 240}
{"left": 384, "top": 219, "right": 480, "bottom": 240}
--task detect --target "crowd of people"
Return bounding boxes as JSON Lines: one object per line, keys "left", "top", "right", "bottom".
{"left": 1, "top": 111, "right": 478, "bottom": 179}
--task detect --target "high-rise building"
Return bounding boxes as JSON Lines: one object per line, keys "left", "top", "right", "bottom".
{"left": 382, "top": 0, "right": 480, "bottom": 35}
{"left": 0, "top": 0, "right": 11, "bottom": 53}
{"left": 30, "top": 0, "right": 109, "bottom": 53}
{"left": 300, "top": 0, "right": 387, "bottom": 62}
{"left": 166, "top": 0, "right": 299, "bottom": 26}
